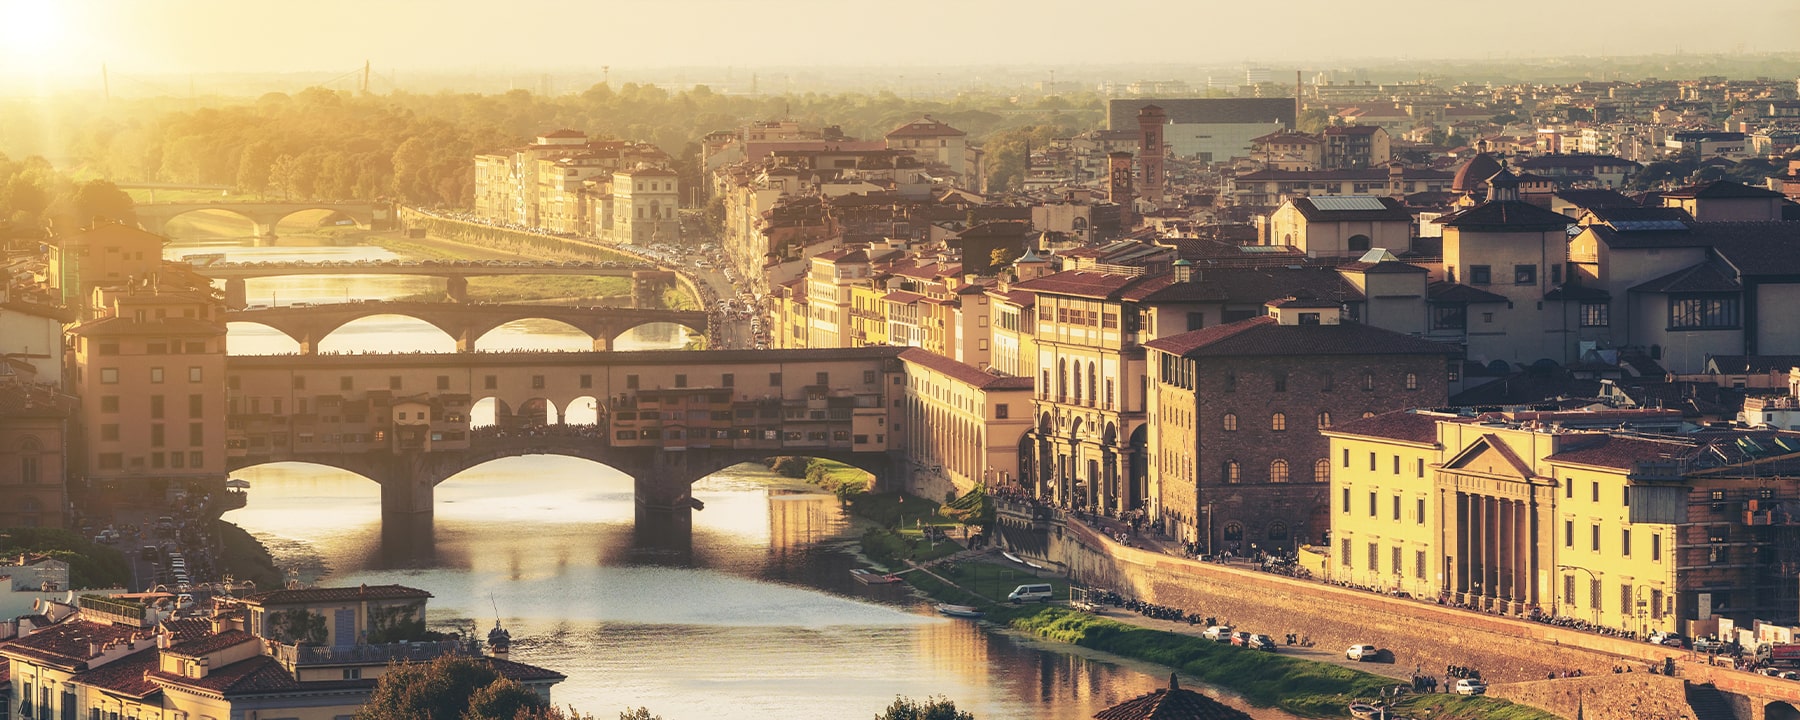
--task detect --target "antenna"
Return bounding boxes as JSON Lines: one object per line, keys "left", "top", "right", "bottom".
{"left": 361, "top": 60, "right": 370, "bottom": 94}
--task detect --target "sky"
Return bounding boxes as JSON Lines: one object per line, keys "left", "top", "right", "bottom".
{"left": 2, "top": 0, "right": 1797, "bottom": 80}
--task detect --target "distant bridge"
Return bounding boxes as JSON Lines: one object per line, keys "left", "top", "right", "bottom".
{"left": 223, "top": 347, "right": 907, "bottom": 524}
{"left": 136, "top": 201, "right": 385, "bottom": 238}
{"left": 189, "top": 261, "right": 676, "bottom": 306}
{"left": 225, "top": 301, "right": 708, "bottom": 352}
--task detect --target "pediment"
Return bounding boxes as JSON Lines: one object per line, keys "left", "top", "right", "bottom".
{"left": 1443, "top": 434, "right": 1534, "bottom": 479}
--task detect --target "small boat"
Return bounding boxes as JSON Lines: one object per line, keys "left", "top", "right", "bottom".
{"left": 935, "top": 603, "right": 985, "bottom": 619}
{"left": 1347, "top": 703, "right": 1392, "bottom": 720}
{"left": 850, "top": 568, "right": 901, "bottom": 585}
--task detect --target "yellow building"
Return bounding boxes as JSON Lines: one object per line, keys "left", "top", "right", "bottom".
{"left": 1327, "top": 408, "right": 1800, "bottom": 637}
{"left": 899, "top": 348, "right": 1034, "bottom": 501}
{"left": 849, "top": 283, "right": 890, "bottom": 347}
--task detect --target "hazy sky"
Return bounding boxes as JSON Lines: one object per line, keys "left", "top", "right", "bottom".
{"left": 3, "top": 0, "right": 1797, "bottom": 78}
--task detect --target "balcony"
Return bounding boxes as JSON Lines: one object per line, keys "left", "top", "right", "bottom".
{"left": 273, "top": 639, "right": 465, "bottom": 669}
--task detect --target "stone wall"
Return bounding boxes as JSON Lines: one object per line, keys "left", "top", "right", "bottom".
{"left": 1488, "top": 673, "right": 1697, "bottom": 720}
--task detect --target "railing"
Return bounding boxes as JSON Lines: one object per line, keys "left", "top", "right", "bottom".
{"left": 273, "top": 639, "right": 465, "bottom": 667}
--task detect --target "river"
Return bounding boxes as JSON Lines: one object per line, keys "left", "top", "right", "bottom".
{"left": 181, "top": 237, "right": 1291, "bottom": 720}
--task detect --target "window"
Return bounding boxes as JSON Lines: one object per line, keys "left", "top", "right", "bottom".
{"left": 1564, "top": 520, "right": 1573, "bottom": 548}
{"left": 190, "top": 423, "right": 204, "bottom": 446}
{"left": 1341, "top": 486, "right": 1351, "bottom": 513}
{"left": 149, "top": 395, "right": 164, "bottom": 419}
{"left": 1652, "top": 533, "right": 1662, "bottom": 561}
{"left": 1223, "top": 413, "right": 1238, "bottom": 431}
{"left": 1564, "top": 575, "right": 1577, "bottom": 608}
{"left": 1469, "top": 265, "right": 1491, "bottom": 285}
{"left": 1622, "top": 486, "right": 1630, "bottom": 507}
{"left": 580, "top": 374, "right": 593, "bottom": 389}
{"left": 1318, "top": 412, "right": 1332, "bottom": 429}
{"left": 1514, "top": 264, "right": 1537, "bottom": 285}
{"left": 1224, "top": 461, "right": 1240, "bottom": 483}
{"left": 1392, "top": 494, "right": 1401, "bottom": 520}
{"left": 1620, "top": 584, "right": 1633, "bottom": 616}
{"left": 1592, "top": 481, "right": 1599, "bottom": 502}
{"left": 1273, "top": 373, "right": 1287, "bottom": 392}
{"left": 1368, "top": 491, "right": 1377, "bottom": 517}
{"left": 1590, "top": 578, "right": 1602, "bottom": 610}
{"left": 1362, "top": 372, "right": 1375, "bottom": 391}
{"left": 1341, "top": 538, "right": 1353, "bottom": 567}
{"left": 1669, "top": 296, "right": 1738, "bottom": 329}
{"left": 1271, "top": 412, "right": 1286, "bottom": 431}
{"left": 1269, "top": 460, "right": 1288, "bottom": 483}
{"left": 1432, "top": 304, "right": 1467, "bottom": 330}
{"left": 1590, "top": 524, "right": 1600, "bottom": 552}
{"left": 1315, "top": 458, "right": 1331, "bottom": 483}
{"left": 863, "top": 370, "right": 877, "bottom": 384}
{"left": 293, "top": 375, "right": 306, "bottom": 390}
{"left": 150, "top": 367, "right": 165, "bottom": 383}
{"left": 1404, "top": 373, "right": 1418, "bottom": 390}
{"left": 101, "top": 424, "right": 120, "bottom": 441}
{"left": 1565, "top": 478, "right": 1573, "bottom": 498}
{"left": 1348, "top": 234, "right": 1371, "bottom": 252}
{"left": 1580, "top": 303, "right": 1610, "bottom": 327}
{"left": 1552, "top": 264, "right": 1563, "bottom": 284}
{"left": 389, "top": 375, "right": 402, "bottom": 390}
{"left": 1367, "top": 543, "right": 1379, "bottom": 571}
{"left": 1416, "top": 550, "right": 1427, "bottom": 579}
{"left": 1224, "top": 371, "right": 1236, "bottom": 392}
{"left": 674, "top": 374, "right": 687, "bottom": 388}
{"left": 770, "top": 372, "right": 782, "bottom": 386}
{"left": 339, "top": 376, "right": 352, "bottom": 391}
{"left": 1342, "top": 448, "right": 1350, "bottom": 467}
{"left": 816, "top": 371, "right": 830, "bottom": 386}
{"left": 1622, "top": 528, "right": 1632, "bottom": 557}
{"left": 189, "top": 367, "right": 203, "bottom": 383}
{"left": 1416, "top": 498, "right": 1426, "bottom": 525}
{"left": 1186, "top": 312, "right": 1206, "bottom": 331}
{"left": 532, "top": 375, "right": 546, "bottom": 389}
{"left": 1416, "top": 458, "right": 1425, "bottom": 478}
{"left": 101, "top": 395, "right": 119, "bottom": 412}
{"left": 1391, "top": 546, "right": 1402, "bottom": 575}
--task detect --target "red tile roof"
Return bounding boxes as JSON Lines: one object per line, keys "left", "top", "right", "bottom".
{"left": 899, "top": 348, "right": 1034, "bottom": 391}
{"left": 1544, "top": 435, "right": 1701, "bottom": 470}
{"left": 163, "top": 630, "right": 256, "bottom": 659}
{"left": 1094, "top": 675, "right": 1253, "bottom": 720}
{"left": 71, "top": 647, "right": 163, "bottom": 699}
{"left": 1011, "top": 270, "right": 1149, "bottom": 300}
{"left": 1144, "top": 316, "right": 1457, "bottom": 359}
{"left": 1435, "top": 200, "right": 1574, "bottom": 230}
{"left": 1327, "top": 410, "right": 1457, "bottom": 445}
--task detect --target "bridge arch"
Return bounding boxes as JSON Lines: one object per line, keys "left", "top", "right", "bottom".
{"left": 155, "top": 207, "right": 263, "bottom": 239}
{"left": 1769, "top": 701, "right": 1800, "bottom": 720}
{"left": 472, "top": 318, "right": 596, "bottom": 353}
{"left": 516, "top": 398, "right": 562, "bottom": 427}
{"left": 313, "top": 314, "right": 458, "bottom": 354}
{"left": 609, "top": 320, "right": 706, "bottom": 351}
{"left": 226, "top": 321, "right": 304, "bottom": 355}
{"left": 564, "top": 396, "right": 600, "bottom": 426}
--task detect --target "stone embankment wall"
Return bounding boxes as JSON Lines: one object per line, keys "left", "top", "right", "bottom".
{"left": 1488, "top": 673, "right": 1697, "bottom": 720}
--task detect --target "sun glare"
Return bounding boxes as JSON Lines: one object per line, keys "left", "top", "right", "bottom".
{"left": 0, "top": 1, "right": 65, "bottom": 61}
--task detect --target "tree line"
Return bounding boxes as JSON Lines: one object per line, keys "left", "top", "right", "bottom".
{"left": 1, "top": 85, "right": 1106, "bottom": 213}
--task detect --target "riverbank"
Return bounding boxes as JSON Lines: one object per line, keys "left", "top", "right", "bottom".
{"left": 365, "top": 233, "right": 634, "bottom": 303}
{"left": 214, "top": 520, "right": 285, "bottom": 590}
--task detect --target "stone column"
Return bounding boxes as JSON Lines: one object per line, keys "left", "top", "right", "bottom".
{"left": 1458, "top": 492, "right": 1473, "bottom": 594}
{"left": 1484, "top": 496, "right": 1500, "bottom": 602}
{"left": 1499, "top": 499, "right": 1513, "bottom": 601}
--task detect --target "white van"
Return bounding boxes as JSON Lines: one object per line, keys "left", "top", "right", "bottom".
{"left": 1008, "top": 583, "right": 1054, "bottom": 604}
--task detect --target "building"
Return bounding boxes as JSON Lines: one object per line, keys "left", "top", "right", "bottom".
{"left": 885, "top": 117, "right": 968, "bottom": 182}
{"left": 0, "top": 585, "right": 563, "bottom": 720}
{"left": 898, "top": 348, "right": 1034, "bottom": 501}
{"left": 67, "top": 277, "right": 228, "bottom": 493}
{"left": 1322, "top": 125, "right": 1392, "bottom": 170}
{"left": 45, "top": 223, "right": 164, "bottom": 310}
{"left": 0, "top": 380, "right": 74, "bottom": 528}
{"left": 1263, "top": 195, "right": 1414, "bottom": 258}
{"left": 1433, "top": 170, "right": 1577, "bottom": 368}
{"left": 0, "top": 556, "right": 71, "bottom": 620}
{"left": 611, "top": 166, "right": 681, "bottom": 245}
{"left": 1143, "top": 299, "right": 1453, "bottom": 552}
{"left": 1327, "top": 409, "right": 1800, "bottom": 636}
{"left": 1107, "top": 98, "right": 1296, "bottom": 164}
{"left": 1658, "top": 180, "right": 1787, "bottom": 222}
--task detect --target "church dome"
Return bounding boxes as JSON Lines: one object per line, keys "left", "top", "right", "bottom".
{"left": 1452, "top": 153, "right": 1503, "bottom": 194}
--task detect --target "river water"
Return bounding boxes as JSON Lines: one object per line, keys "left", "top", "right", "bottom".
{"left": 184, "top": 238, "right": 1289, "bottom": 720}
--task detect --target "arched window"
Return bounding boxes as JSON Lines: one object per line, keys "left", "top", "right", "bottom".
{"left": 1348, "top": 234, "right": 1372, "bottom": 252}
{"left": 1318, "top": 411, "right": 1332, "bottom": 429}
{"left": 1270, "top": 459, "right": 1289, "bottom": 483}
{"left": 1224, "top": 461, "right": 1241, "bottom": 483}
{"left": 1268, "top": 521, "right": 1290, "bottom": 541}
{"left": 1362, "top": 371, "right": 1375, "bottom": 391}
{"left": 1314, "top": 458, "right": 1332, "bottom": 483}
{"left": 1362, "top": 411, "right": 1376, "bottom": 419}
{"left": 1271, "top": 412, "right": 1287, "bottom": 431}
{"left": 1058, "top": 359, "right": 1068, "bottom": 401}
{"left": 1405, "top": 372, "right": 1418, "bottom": 390}
{"left": 1223, "top": 522, "right": 1244, "bottom": 542}
{"left": 1088, "top": 362, "right": 1098, "bottom": 408}
{"left": 1223, "top": 413, "right": 1238, "bottom": 431}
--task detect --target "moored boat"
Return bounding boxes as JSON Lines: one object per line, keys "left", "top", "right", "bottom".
{"left": 850, "top": 568, "right": 901, "bottom": 584}
{"left": 935, "top": 603, "right": 985, "bottom": 619}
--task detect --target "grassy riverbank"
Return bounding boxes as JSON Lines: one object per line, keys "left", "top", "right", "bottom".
{"left": 0, "top": 528, "right": 132, "bottom": 589}
{"left": 214, "top": 520, "right": 285, "bottom": 590}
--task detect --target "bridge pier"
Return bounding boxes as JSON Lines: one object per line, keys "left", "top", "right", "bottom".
{"left": 379, "top": 456, "right": 436, "bottom": 518}
{"left": 592, "top": 335, "right": 612, "bottom": 352}
{"left": 445, "top": 276, "right": 469, "bottom": 303}
{"left": 224, "top": 279, "right": 248, "bottom": 309}
{"left": 634, "top": 472, "right": 695, "bottom": 554}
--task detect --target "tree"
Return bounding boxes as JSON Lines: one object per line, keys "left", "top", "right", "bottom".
{"left": 1296, "top": 108, "right": 1330, "bottom": 134}
{"left": 990, "top": 246, "right": 1022, "bottom": 271}
{"left": 356, "top": 655, "right": 546, "bottom": 720}
{"left": 67, "top": 179, "right": 137, "bottom": 227}
{"left": 877, "top": 696, "right": 976, "bottom": 720}
{"left": 236, "top": 140, "right": 279, "bottom": 196}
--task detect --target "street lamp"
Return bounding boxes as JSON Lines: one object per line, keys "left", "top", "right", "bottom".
{"left": 1559, "top": 565, "right": 1602, "bottom": 626}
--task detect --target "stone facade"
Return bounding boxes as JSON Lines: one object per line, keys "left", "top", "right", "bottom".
{"left": 1488, "top": 673, "right": 1696, "bottom": 720}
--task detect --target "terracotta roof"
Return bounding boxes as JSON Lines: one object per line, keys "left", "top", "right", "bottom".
{"left": 1544, "top": 435, "right": 1701, "bottom": 471}
{"left": 1553, "top": 189, "right": 1637, "bottom": 209}
{"left": 1144, "top": 316, "right": 1456, "bottom": 359}
{"left": 1428, "top": 282, "right": 1508, "bottom": 304}
{"left": 1327, "top": 410, "right": 1452, "bottom": 445}
{"left": 1584, "top": 206, "right": 1694, "bottom": 226}
{"left": 163, "top": 630, "right": 255, "bottom": 659}
{"left": 1707, "top": 355, "right": 1800, "bottom": 375}
{"left": 1012, "top": 270, "right": 1149, "bottom": 300}
{"left": 882, "top": 290, "right": 928, "bottom": 305}
{"left": 1340, "top": 260, "right": 1426, "bottom": 275}
{"left": 0, "top": 618, "right": 151, "bottom": 670}
{"left": 69, "top": 317, "right": 226, "bottom": 338}
{"left": 72, "top": 647, "right": 163, "bottom": 699}
{"left": 885, "top": 118, "right": 967, "bottom": 138}
{"left": 1127, "top": 267, "right": 1365, "bottom": 306}
{"left": 1542, "top": 284, "right": 1611, "bottom": 302}
{"left": 242, "top": 584, "right": 431, "bottom": 606}
{"left": 149, "top": 655, "right": 352, "bottom": 697}
{"left": 1236, "top": 168, "right": 1452, "bottom": 182}
{"left": 1093, "top": 675, "right": 1253, "bottom": 720}
{"left": 899, "top": 348, "right": 1033, "bottom": 391}
{"left": 1435, "top": 200, "right": 1573, "bottom": 230}
{"left": 485, "top": 655, "right": 569, "bottom": 683}
{"left": 1629, "top": 261, "right": 1740, "bottom": 294}
{"left": 1323, "top": 125, "right": 1385, "bottom": 136}
{"left": 1513, "top": 154, "right": 1639, "bottom": 172}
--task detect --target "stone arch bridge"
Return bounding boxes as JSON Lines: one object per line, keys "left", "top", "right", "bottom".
{"left": 188, "top": 261, "right": 673, "bottom": 307}
{"left": 137, "top": 201, "right": 384, "bottom": 239}
{"left": 223, "top": 347, "right": 908, "bottom": 526}
{"left": 226, "top": 301, "right": 708, "bottom": 352}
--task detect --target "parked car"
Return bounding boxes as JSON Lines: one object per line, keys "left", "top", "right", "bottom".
{"left": 1203, "top": 626, "right": 1234, "bottom": 642}
{"left": 1346, "top": 644, "right": 1379, "bottom": 661}
{"left": 1454, "top": 679, "right": 1487, "bottom": 695}
{"left": 1229, "top": 631, "right": 1252, "bottom": 647}
{"left": 1247, "top": 634, "right": 1277, "bottom": 651}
